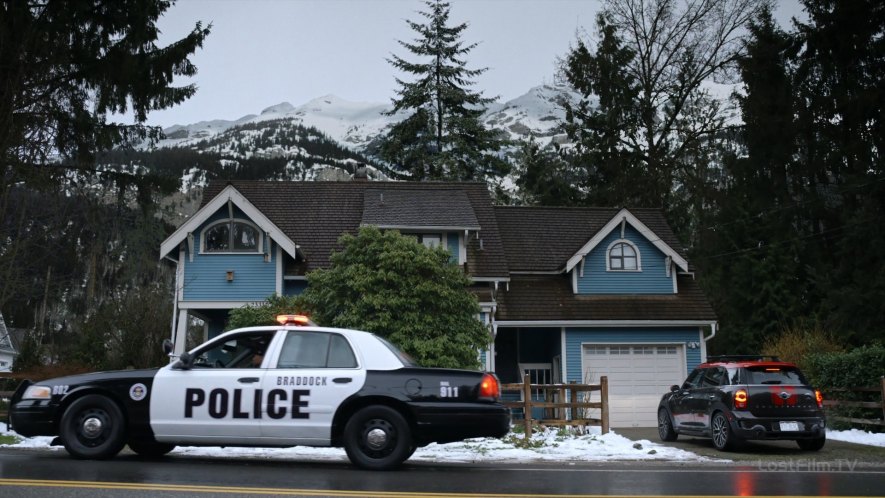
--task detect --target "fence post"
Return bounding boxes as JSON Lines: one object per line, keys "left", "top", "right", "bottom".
{"left": 600, "top": 375, "right": 609, "bottom": 434}
{"left": 569, "top": 381, "right": 577, "bottom": 422}
{"left": 522, "top": 373, "right": 533, "bottom": 439}
{"left": 880, "top": 376, "right": 885, "bottom": 421}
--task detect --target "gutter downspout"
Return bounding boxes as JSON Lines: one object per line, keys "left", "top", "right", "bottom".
{"left": 704, "top": 322, "right": 717, "bottom": 342}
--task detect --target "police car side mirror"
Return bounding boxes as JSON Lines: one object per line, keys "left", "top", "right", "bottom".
{"left": 173, "top": 352, "right": 194, "bottom": 370}
{"left": 670, "top": 385, "right": 680, "bottom": 392}
{"left": 162, "top": 339, "right": 174, "bottom": 356}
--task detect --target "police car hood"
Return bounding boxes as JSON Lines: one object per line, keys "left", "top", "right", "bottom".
{"left": 36, "top": 368, "right": 160, "bottom": 386}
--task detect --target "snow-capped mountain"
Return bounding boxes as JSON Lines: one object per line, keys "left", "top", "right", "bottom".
{"left": 156, "top": 84, "right": 577, "bottom": 153}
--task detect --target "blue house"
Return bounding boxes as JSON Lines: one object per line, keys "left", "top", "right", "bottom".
{"left": 160, "top": 179, "right": 716, "bottom": 427}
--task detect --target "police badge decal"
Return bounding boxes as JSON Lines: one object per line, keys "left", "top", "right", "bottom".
{"left": 129, "top": 383, "right": 148, "bottom": 401}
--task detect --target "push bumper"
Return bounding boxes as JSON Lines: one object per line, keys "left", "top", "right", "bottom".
{"left": 411, "top": 402, "right": 511, "bottom": 444}
{"left": 730, "top": 413, "right": 826, "bottom": 440}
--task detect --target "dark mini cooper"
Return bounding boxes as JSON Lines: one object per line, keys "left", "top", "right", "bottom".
{"left": 8, "top": 316, "right": 510, "bottom": 470}
{"left": 657, "top": 355, "right": 825, "bottom": 451}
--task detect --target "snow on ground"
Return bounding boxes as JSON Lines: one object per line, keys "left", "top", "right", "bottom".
{"left": 826, "top": 428, "right": 885, "bottom": 447}
{"left": 2, "top": 422, "right": 881, "bottom": 463}
{"left": 0, "top": 423, "right": 715, "bottom": 463}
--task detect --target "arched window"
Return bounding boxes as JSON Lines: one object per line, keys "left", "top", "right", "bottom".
{"left": 202, "top": 220, "right": 262, "bottom": 253}
{"left": 608, "top": 240, "right": 640, "bottom": 271}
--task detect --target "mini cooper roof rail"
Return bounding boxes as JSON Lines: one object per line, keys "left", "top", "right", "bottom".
{"left": 706, "top": 354, "right": 781, "bottom": 363}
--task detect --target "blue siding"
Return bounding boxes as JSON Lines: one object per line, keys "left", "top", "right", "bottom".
{"left": 577, "top": 225, "right": 673, "bottom": 294}
{"left": 183, "top": 208, "right": 277, "bottom": 301}
{"left": 564, "top": 328, "right": 702, "bottom": 383}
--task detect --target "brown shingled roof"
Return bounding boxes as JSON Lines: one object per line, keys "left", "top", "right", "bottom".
{"left": 493, "top": 206, "right": 686, "bottom": 272}
{"left": 496, "top": 274, "right": 716, "bottom": 322}
{"left": 199, "top": 181, "right": 509, "bottom": 278}
{"left": 362, "top": 189, "right": 480, "bottom": 229}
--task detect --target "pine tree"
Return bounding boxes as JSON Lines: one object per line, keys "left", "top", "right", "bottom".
{"left": 379, "top": 0, "right": 507, "bottom": 181}
{"left": 561, "top": 12, "right": 641, "bottom": 207}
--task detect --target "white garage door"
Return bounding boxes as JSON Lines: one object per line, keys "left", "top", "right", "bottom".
{"left": 582, "top": 344, "right": 685, "bottom": 428}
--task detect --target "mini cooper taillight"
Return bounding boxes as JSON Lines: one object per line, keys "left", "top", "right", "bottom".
{"left": 734, "top": 389, "right": 748, "bottom": 410}
{"left": 815, "top": 389, "right": 824, "bottom": 408}
{"left": 478, "top": 373, "right": 501, "bottom": 401}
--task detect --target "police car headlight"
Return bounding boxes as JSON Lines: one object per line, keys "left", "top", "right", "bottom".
{"left": 22, "top": 385, "right": 52, "bottom": 400}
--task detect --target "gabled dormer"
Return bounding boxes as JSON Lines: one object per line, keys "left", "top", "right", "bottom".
{"left": 360, "top": 188, "right": 481, "bottom": 266}
{"left": 160, "top": 185, "right": 300, "bottom": 302}
{"left": 565, "top": 209, "right": 688, "bottom": 295}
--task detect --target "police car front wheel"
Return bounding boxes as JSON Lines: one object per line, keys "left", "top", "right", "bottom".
{"left": 60, "top": 394, "right": 127, "bottom": 460}
{"left": 343, "top": 406, "right": 413, "bottom": 470}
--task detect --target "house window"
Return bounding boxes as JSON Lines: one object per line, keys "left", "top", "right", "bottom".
{"left": 607, "top": 240, "right": 640, "bottom": 271}
{"left": 202, "top": 220, "right": 262, "bottom": 253}
{"left": 405, "top": 233, "right": 442, "bottom": 249}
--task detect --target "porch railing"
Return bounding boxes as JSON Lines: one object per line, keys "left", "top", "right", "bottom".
{"left": 502, "top": 374, "right": 609, "bottom": 436}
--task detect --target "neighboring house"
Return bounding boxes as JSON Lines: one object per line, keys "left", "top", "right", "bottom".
{"left": 160, "top": 178, "right": 717, "bottom": 427}
{"left": 0, "top": 313, "right": 17, "bottom": 372}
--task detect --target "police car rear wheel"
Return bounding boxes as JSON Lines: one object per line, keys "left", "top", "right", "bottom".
{"left": 343, "top": 406, "right": 412, "bottom": 470}
{"left": 60, "top": 394, "right": 126, "bottom": 460}
{"left": 128, "top": 440, "right": 176, "bottom": 458}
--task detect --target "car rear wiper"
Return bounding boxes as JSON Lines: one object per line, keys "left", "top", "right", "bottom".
{"left": 761, "top": 380, "right": 782, "bottom": 384}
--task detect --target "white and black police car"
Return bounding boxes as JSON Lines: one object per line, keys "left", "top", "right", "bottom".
{"left": 8, "top": 315, "right": 510, "bottom": 470}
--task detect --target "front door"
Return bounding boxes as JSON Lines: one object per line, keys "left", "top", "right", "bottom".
{"left": 259, "top": 330, "right": 365, "bottom": 444}
{"left": 151, "top": 330, "right": 276, "bottom": 444}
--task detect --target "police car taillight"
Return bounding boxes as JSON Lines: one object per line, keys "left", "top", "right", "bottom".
{"left": 734, "top": 389, "right": 748, "bottom": 410}
{"left": 815, "top": 389, "right": 824, "bottom": 408}
{"left": 276, "top": 314, "right": 310, "bottom": 326}
{"left": 478, "top": 373, "right": 501, "bottom": 401}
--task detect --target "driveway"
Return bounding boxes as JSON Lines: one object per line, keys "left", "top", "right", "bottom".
{"left": 617, "top": 427, "right": 885, "bottom": 465}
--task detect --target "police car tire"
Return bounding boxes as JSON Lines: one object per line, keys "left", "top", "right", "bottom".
{"left": 60, "top": 394, "right": 127, "bottom": 460}
{"left": 128, "top": 440, "right": 176, "bottom": 458}
{"left": 343, "top": 406, "right": 413, "bottom": 470}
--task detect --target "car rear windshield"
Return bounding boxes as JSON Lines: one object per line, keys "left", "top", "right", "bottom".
{"left": 745, "top": 366, "right": 807, "bottom": 385}
{"left": 375, "top": 335, "right": 418, "bottom": 367}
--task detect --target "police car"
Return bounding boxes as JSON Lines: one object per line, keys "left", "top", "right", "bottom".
{"left": 8, "top": 316, "right": 510, "bottom": 470}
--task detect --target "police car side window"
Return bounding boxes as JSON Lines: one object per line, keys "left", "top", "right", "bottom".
{"left": 193, "top": 332, "right": 272, "bottom": 369}
{"left": 277, "top": 331, "right": 355, "bottom": 369}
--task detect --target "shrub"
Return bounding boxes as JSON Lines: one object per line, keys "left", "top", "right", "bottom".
{"left": 806, "top": 344, "right": 885, "bottom": 432}
{"left": 761, "top": 322, "right": 844, "bottom": 372}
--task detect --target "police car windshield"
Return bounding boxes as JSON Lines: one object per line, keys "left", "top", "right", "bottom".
{"left": 375, "top": 336, "right": 418, "bottom": 367}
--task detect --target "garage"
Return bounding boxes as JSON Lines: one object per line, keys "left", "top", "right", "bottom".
{"left": 582, "top": 344, "right": 686, "bottom": 428}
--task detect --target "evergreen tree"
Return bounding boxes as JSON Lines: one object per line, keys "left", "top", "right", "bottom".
{"left": 793, "top": 0, "right": 885, "bottom": 343}
{"left": 561, "top": 12, "right": 641, "bottom": 207}
{"left": 514, "top": 137, "right": 579, "bottom": 206}
{"left": 379, "top": 0, "right": 507, "bottom": 181}
{"left": 0, "top": 0, "right": 210, "bottom": 179}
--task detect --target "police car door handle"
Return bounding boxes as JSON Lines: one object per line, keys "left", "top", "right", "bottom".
{"left": 238, "top": 377, "right": 260, "bottom": 384}
{"left": 333, "top": 377, "right": 352, "bottom": 384}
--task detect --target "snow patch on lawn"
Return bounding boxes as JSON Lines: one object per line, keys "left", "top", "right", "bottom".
{"left": 827, "top": 428, "right": 885, "bottom": 447}
{"left": 1, "top": 423, "right": 719, "bottom": 463}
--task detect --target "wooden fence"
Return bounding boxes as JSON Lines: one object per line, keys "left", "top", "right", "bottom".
{"left": 502, "top": 374, "right": 609, "bottom": 436}
{"left": 823, "top": 377, "right": 885, "bottom": 428}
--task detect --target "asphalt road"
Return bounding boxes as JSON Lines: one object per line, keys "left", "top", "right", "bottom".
{"left": 1, "top": 446, "right": 884, "bottom": 497}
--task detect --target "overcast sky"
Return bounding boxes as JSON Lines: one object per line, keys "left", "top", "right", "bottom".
{"left": 143, "top": 0, "right": 804, "bottom": 128}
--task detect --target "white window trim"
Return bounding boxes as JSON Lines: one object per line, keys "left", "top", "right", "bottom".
{"left": 605, "top": 239, "right": 642, "bottom": 272}
{"left": 200, "top": 218, "right": 264, "bottom": 254}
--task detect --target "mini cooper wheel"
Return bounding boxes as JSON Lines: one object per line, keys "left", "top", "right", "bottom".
{"left": 128, "top": 440, "right": 176, "bottom": 458}
{"left": 60, "top": 394, "right": 127, "bottom": 460}
{"left": 796, "top": 436, "right": 825, "bottom": 451}
{"left": 710, "top": 412, "right": 740, "bottom": 451}
{"left": 658, "top": 408, "right": 678, "bottom": 441}
{"left": 343, "top": 406, "right": 412, "bottom": 470}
